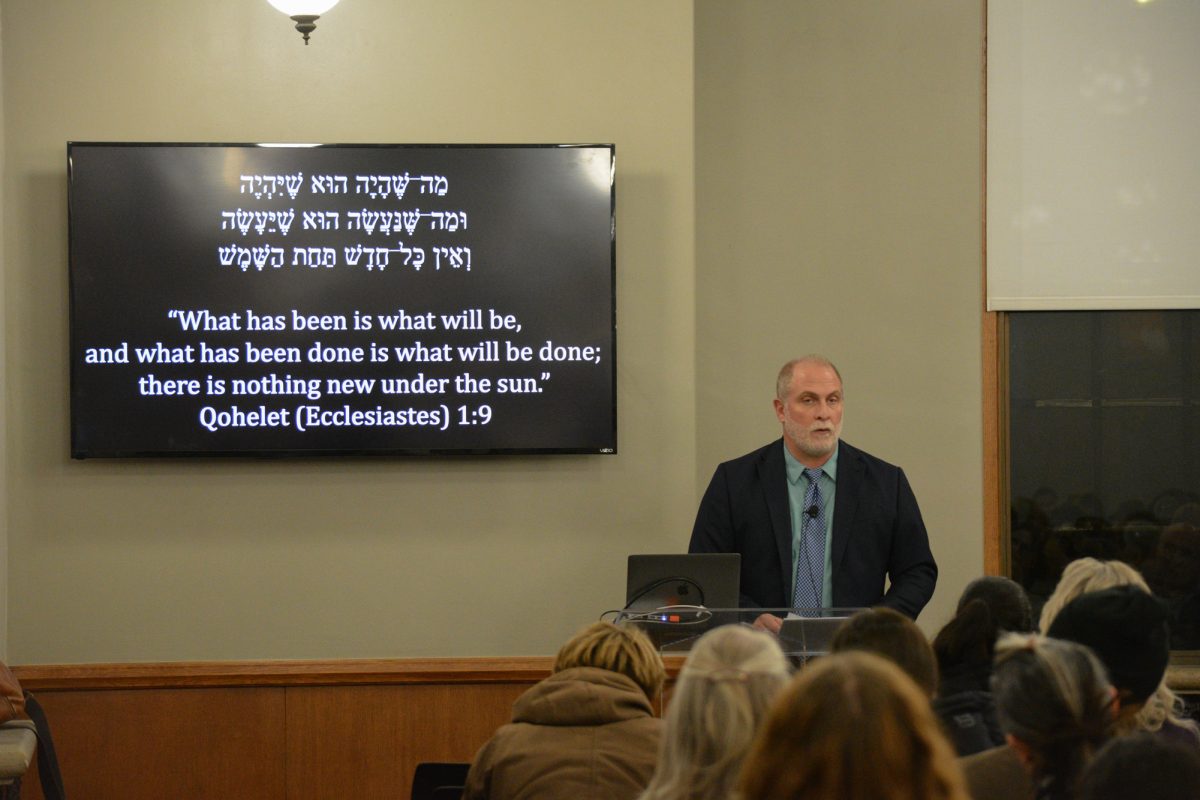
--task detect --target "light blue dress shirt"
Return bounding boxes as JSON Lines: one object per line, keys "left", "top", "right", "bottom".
{"left": 784, "top": 443, "right": 837, "bottom": 608}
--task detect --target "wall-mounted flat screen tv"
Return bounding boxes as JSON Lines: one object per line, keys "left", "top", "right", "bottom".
{"left": 68, "top": 143, "right": 616, "bottom": 457}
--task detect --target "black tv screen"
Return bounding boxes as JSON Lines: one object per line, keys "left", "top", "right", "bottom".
{"left": 68, "top": 143, "right": 616, "bottom": 457}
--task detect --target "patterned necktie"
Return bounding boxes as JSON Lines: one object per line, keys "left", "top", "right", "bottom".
{"left": 792, "top": 467, "right": 825, "bottom": 613}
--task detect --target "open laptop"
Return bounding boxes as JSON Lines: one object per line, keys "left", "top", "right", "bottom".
{"left": 624, "top": 553, "right": 741, "bottom": 612}
{"left": 621, "top": 554, "right": 740, "bottom": 648}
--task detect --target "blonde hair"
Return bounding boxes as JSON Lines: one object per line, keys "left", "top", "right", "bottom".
{"left": 639, "top": 625, "right": 791, "bottom": 800}
{"left": 554, "top": 621, "right": 665, "bottom": 700}
{"left": 737, "top": 651, "right": 969, "bottom": 800}
{"left": 1038, "top": 558, "right": 1149, "bottom": 631}
{"left": 1039, "top": 557, "right": 1195, "bottom": 735}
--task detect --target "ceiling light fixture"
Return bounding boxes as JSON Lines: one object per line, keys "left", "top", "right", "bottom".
{"left": 267, "top": 0, "right": 340, "bottom": 45}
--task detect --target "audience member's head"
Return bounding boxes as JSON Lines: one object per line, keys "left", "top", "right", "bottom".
{"left": 830, "top": 606, "right": 938, "bottom": 696}
{"left": 1046, "top": 585, "right": 1171, "bottom": 723}
{"left": 991, "top": 633, "right": 1115, "bottom": 799}
{"left": 640, "top": 625, "right": 790, "bottom": 800}
{"left": 1039, "top": 557, "right": 1193, "bottom": 736}
{"left": 554, "top": 621, "right": 665, "bottom": 700}
{"left": 1147, "top": 523, "right": 1200, "bottom": 599}
{"left": 960, "top": 575, "right": 1034, "bottom": 628}
{"left": 933, "top": 576, "right": 1033, "bottom": 676}
{"left": 738, "top": 651, "right": 969, "bottom": 800}
{"left": 1077, "top": 732, "right": 1200, "bottom": 800}
{"left": 1038, "top": 557, "right": 1150, "bottom": 632}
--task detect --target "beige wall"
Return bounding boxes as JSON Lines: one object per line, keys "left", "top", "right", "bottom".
{"left": 0, "top": 3, "right": 7, "bottom": 662}
{"left": 694, "top": 1, "right": 984, "bottom": 633}
{"left": 2, "top": 0, "right": 697, "bottom": 662}
{"left": 1, "top": 0, "right": 984, "bottom": 664}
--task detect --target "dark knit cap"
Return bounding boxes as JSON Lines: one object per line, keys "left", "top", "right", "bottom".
{"left": 1047, "top": 585, "right": 1170, "bottom": 704}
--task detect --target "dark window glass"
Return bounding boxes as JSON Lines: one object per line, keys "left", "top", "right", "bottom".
{"left": 1009, "top": 311, "right": 1200, "bottom": 649}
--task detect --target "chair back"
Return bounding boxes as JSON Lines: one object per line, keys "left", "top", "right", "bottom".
{"left": 411, "top": 762, "right": 469, "bottom": 800}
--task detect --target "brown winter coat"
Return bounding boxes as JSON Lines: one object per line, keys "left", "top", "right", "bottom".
{"left": 463, "top": 666, "right": 663, "bottom": 800}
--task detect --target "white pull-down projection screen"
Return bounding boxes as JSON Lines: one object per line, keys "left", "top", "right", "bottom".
{"left": 987, "top": 1, "right": 1200, "bottom": 311}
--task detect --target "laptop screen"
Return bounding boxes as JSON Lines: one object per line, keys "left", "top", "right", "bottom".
{"left": 624, "top": 553, "right": 741, "bottom": 611}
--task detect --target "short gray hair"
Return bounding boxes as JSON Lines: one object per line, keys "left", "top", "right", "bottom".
{"left": 776, "top": 355, "right": 842, "bottom": 401}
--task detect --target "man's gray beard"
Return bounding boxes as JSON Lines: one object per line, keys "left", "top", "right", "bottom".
{"left": 784, "top": 419, "right": 838, "bottom": 459}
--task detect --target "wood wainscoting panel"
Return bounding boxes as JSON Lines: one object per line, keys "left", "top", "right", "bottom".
{"left": 11, "top": 658, "right": 557, "bottom": 799}
{"left": 284, "top": 682, "right": 533, "bottom": 799}
{"left": 20, "top": 686, "right": 286, "bottom": 800}
{"left": 9, "top": 657, "right": 684, "bottom": 797}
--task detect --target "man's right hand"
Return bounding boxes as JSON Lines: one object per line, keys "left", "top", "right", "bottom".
{"left": 752, "top": 612, "right": 783, "bottom": 633}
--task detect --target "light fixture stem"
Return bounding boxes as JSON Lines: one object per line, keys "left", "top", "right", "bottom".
{"left": 291, "top": 14, "right": 319, "bottom": 45}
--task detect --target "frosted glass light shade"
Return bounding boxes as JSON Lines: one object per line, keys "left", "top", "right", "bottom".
{"left": 267, "top": 0, "right": 339, "bottom": 16}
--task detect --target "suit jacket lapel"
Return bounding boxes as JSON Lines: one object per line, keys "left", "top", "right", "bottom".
{"left": 761, "top": 439, "right": 794, "bottom": 604}
{"left": 831, "top": 441, "right": 863, "bottom": 577}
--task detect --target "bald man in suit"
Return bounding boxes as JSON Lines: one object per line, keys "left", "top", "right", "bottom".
{"left": 689, "top": 356, "right": 937, "bottom": 626}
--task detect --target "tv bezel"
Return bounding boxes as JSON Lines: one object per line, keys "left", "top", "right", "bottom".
{"left": 67, "top": 141, "right": 618, "bottom": 459}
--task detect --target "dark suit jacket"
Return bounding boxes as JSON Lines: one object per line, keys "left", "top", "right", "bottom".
{"left": 688, "top": 439, "right": 937, "bottom": 619}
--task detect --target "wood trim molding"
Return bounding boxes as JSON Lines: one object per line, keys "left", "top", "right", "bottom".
{"left": 982, "top": 310, "right": 1002, "bottom": 575}
{"left": 11, "top": 655, "right": 688, "bottom": 692}
{"left": 1167, "top": 665, "right": 1200, "bottom": 693}
{"left": 11, "top": 657, "right": 558, "bottom": 691}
